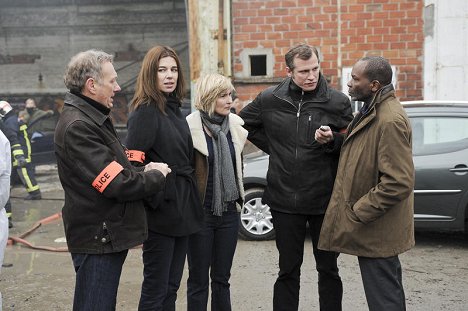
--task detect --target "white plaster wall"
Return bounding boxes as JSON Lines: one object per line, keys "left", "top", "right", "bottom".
{"left": 424, "top": 0, "right": 468, "bottom": 100}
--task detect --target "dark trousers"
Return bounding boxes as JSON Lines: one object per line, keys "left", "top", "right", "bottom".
{"left": 138, "top": 230, "right": 188, "bottom": 311}
{"left": 358, "top": 256, "right": 406, "bottom": 311}
{"left": 71, "top": 250, "right": 128, "bottom": 311}
{"left": 271, "top": 210, "right": 342, "bottom": 311}
{"left": 187, "top": 209, "right": 239, "bottom": 311}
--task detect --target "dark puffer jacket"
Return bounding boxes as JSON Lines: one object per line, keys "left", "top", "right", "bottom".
{"left": 54, "top": 93, "right": 166, "bottom": 254}
{"left": 240, "top": 75, "right": 353, "bottom": 215}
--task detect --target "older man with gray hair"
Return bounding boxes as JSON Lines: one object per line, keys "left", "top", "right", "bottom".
{"left": 55, "top": 49, "right": 172, "bottom": 310}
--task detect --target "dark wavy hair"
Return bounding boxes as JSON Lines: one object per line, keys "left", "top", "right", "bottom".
{"left": 130, "top": 46, "right": 186, "bottom": 113}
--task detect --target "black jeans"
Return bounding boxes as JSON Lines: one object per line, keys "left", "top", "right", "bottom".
{"left": 71, "top": 250, "right": 128, "bottom": 311}
{"left": 187, "top": 209, "right": 239, "bottom": 311}
{"left": 271, "top": 210, "right": 342, "bottom": 311}
{"left": 358, "top": 256, "right": 406, "bottom": 311}
{"left": 138, "top": 230, "right": 188, "bottom": 311}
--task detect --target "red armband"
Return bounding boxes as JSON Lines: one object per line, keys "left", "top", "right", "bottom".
{"left": 125, "top": 150, "right": 145, "bottom": 163}
{"left": 92, "top": 161, "right": 124, "bottom": 193}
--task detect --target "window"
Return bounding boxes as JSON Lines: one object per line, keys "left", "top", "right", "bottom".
{"left": 249, "top": 55, "right": 267, "bottom": 76}
{"left": 410, "top": 117, "right": 468, "bottom": 156}
{"left": 238, "top": 48, "right": 273, "bottom": 79}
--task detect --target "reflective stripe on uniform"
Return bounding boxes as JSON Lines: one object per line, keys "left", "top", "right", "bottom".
{"left": 18, "top": 167, "right": 40, "bottom": 192}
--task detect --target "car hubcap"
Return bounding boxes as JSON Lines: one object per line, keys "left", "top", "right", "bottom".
{"left": 241, "top": 197, "right": 273, "bottom": 236}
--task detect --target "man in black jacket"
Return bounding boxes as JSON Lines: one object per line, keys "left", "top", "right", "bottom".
{"left": 55, "top": 49, "right": 171, "bottom": 311}
{"left": 240, "top": 44, "right": 353, "bottom": 311}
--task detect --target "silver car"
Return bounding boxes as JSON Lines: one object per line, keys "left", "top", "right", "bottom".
{"left": 240, "top": 101, "right": 468, "bottom": 240}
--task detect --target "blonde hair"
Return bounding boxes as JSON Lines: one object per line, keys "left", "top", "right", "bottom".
{"left": 194, "top": 73, "right": 234, "bottom": 116}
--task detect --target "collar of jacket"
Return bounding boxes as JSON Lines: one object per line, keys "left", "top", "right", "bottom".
{"left": 186, "top": 110, "right": 247, "bottom": 157}
{"left": 346, "top": 84, "right": 396, "bottom": 141}
{"left": 64, "top": 92, "right": 110, "bottom": 126}
{"left": 272, "top": 73, "right": 330, "bottom": 104}
{"left": 368, "top": 83, "right": 395, "bottom": 111}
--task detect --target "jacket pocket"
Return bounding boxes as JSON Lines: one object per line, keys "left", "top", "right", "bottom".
{"left": 345, "top": 201, "right": 361, "bottom": 224}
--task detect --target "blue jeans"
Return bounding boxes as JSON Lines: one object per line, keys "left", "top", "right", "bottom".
{"left": 187, "top": 209, "right": 239, "bottom": 311}
{"left": 138, "top": 231, "right": 188, "bottom": 311}
{"left": 271, "top": 211, "right": 342, "bottom": 311}
{"left": 71, "top": 250, "right": 128, "bottom": 311}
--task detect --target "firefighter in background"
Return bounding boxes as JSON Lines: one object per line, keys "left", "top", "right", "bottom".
{"left": 0, "top": 101, "right": 42, "bottom": 202}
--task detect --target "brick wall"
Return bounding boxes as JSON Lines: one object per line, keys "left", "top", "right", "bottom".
{"left": 232, "top": 0, "right": 424, "bottom": 103}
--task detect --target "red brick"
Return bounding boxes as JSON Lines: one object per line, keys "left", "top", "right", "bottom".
{"left": 282, "top": 15, "right": 297, "bottom": 24}
{"left": 349, "top": 4, "right": 365, "bottom": 12}
{"left": 383, "top": 34, "right": 400, "bottom": 42}
{"left": 390, "top": 42, "right": 406, "bottom": 49}
{"left": 400, "top": 2, "right": 416, "bottom": 10}
{"left": 241, "top": 24, "right": 258, "bottom": 32}
{"left": 400, "top": 34, "right": 415, "bottom": 41}
{"left": 314, "top": 14, "right": 331, "bottom": 22}
{"left": 366, "top": 4, "right": 382, "bottom": 12}
{"left": 374, "top": 27, "right": 389, "bottom": 35}
{"left": 323, "top": 5, "right": 337, "bottom": 13}
{"left": 284, "top": 32, "right": 300, "bottom": 39}
{"left": 275, "top": 40, "right": 292, "bottom": 47}
{"left": 258, "top": 9, "right": 274, "bottom": 16}
{"left": 250, "top": 32, "right": 266, "bottom": 40}
{"left": 367, "top": 35, "right": 383, "bottom": 43}
{"left": 383, "top": 3, "right": 399, "bottom": 11}
{"left": 383, "top": 19, "right": 399, "bottom": 27}
{"left": 367, "top": 19, "right": 383, "bottom": 27}
{"left": 401, "top": 18, "right": 417, "bottom": 26}
{"left": 356, "top": 12, "right": 373, "bottom": 20}
{"left": 259, "top": 24, "right": 274, "bottom": 32}
{"left": 235, "top": 17, "right": 249, "bottom": 25}
{"left": 250, "top": 16, "right": 266, "bottom": 24}
{"left": 267, "top": 32, "right": 283, "bottom": 40}
{"left": 235, "top": 33, "right": 250, "bottom": 41}
{"left": 273, "top": 8, "right": 289, "bottom": 16}
{"left": 373, "top": 12, "right": 388, "bottom": 19}
{"left": 341, "top": 13, "right": 358, "bottom": 20}
{"left": 373, "top": 42, "right": 389, "bottom": 50}
{"left": 261, "top": 40, "right": 276, "bottom": 48}
{"left": 241, "top": 9, "right": 258, "bottom": 17}
{"left": 244, "top": 41, "right": 258, "bottom": 48}
{"left": 280, "top": 0, "right": 297, "bottom": 8}
{"left": 350, "top": 20, "right": 365, "bottom": 27}
{"left": 390, "top": 26, "right": 406, "bottom": 34}
{"left": 266, "top": 16, "right": 282, "bottom": 24}
{"left": 274, "top": 23, "right": 290, "bottom": 32}
{"left": 291, "top": 23, "right": 307, "bottom": 31}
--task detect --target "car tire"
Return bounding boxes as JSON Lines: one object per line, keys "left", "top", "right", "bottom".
{"left": 238, "top": 187, "right": 275, "bottom": 241}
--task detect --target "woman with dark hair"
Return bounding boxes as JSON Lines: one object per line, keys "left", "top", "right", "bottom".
{"left": 186, "top": 73, "right": 248, "bottom": 311}
{"left": 126, "top": 45, "right": 203, "bottom": 310}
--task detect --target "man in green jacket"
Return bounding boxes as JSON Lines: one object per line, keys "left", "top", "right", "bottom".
{"left": 318, "top": 56, "right": 415, "bottom": 311}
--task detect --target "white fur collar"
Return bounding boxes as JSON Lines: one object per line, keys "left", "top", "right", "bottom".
{"left": 186, "top": 111, "right": 247, "bottom": 157}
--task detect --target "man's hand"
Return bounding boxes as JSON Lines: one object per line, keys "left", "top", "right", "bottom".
{"left": 15, "top": 155, "right": 27, "bottom": 167}
{"left": 144, "top": 162, "right": 172, "bottom": 177}
{"left": 315, "top": 125, "right": 334, "bottom": 144}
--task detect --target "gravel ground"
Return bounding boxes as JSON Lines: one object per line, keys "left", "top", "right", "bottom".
{"left": 1, "top": 165, "right": 467, "bottom": 310}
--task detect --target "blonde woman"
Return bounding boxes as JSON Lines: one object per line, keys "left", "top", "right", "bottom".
{"left": 186, "top": 73, "right": 248, "bottom": 311}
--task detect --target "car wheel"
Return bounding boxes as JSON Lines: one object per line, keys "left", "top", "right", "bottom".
{"left": 238, "top": 187, "right": 275, "bottom": 241}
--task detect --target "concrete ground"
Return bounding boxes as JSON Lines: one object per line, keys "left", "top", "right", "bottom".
{"left": 1, "top": 165, "right": 467, "bottom": 310}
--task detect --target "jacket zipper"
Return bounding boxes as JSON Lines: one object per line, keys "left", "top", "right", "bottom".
{"left": 294, "top": 90, "right": 304, "bottom": 207}
{"left": 295, "top": 90, "right": 304, "bottom": 159}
